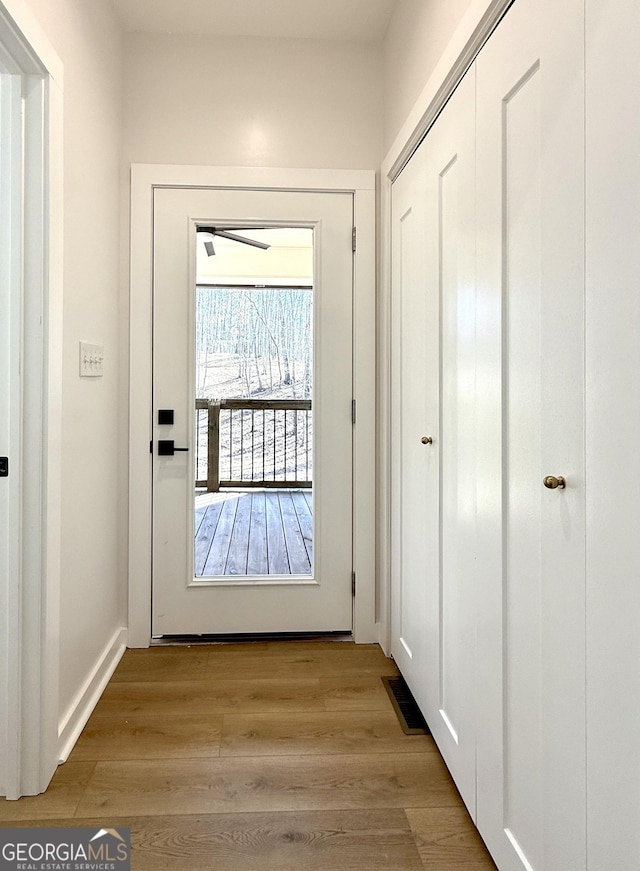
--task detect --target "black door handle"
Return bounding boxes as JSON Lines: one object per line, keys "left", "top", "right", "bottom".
{"left": 157, "top": 440, "right": 189, "bottom": 456}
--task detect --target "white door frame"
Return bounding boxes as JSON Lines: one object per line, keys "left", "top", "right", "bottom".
{"left": 0, "top": 0, "right": 63, "bottom": 798}
{"left": 378, "top": 0, "right": 514, "bottom": 653}
{"left": 129, "top": 165, "right": 376, "bottom": 646}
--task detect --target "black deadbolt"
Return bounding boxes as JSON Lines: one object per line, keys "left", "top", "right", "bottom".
{"left": 0, "top": 457, "right": 7, "bottom": 477}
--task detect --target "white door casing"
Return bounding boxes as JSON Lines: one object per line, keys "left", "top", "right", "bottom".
{"left": 475, "top": 0, "right": 586, "bottom": 868}
{"left": 129, "top": 166, "right": 376, "bottom": 646}
{"left": 390, "top": 67, "right": 478, "bottom": 816}
{"left": 152, "top": 186, "right": 354, "bottom": 635}
{"left": 0, "top": 0, "right": 63, "bottom": 799}
{"left": 0, "top": 64, "right": 23, "bottom": 801}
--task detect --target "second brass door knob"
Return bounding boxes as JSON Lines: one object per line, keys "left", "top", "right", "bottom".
{"left": 421, "top": 436, "right": 433, "bottom": 445}
{"left": 543, "top": 475, "right": 566, "bottom": 489}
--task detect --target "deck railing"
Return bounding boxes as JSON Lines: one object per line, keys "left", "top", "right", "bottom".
{"left": 195, "top": 398, "right": 312, "bottom": 491}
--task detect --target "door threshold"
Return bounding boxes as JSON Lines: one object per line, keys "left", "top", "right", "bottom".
{"left": 151, "top": 631, "right": 353, "bottom": 646}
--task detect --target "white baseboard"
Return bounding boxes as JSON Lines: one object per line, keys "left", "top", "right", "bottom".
{"left": 57, "top": 626, "right": 127, "bottom": 763}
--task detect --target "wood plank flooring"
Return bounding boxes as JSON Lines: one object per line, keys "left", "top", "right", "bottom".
{"left": 195, "top": 488, "right": 313, "bottom": 576}
{"left": 0, "top": 641, "right": 497, "bottom": 871}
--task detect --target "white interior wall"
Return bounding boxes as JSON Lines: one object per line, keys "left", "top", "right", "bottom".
{"left": 123, "top": 33, "right": 383, "bottom": 170}
{"left": 18, "top": 0, "right": 125, "bottom": 725}
{"left": 383, "top": 0, "right": 474, "bottom": 151}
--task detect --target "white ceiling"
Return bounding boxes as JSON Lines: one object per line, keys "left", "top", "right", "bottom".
{"left": 110, "top": 0, "right": 399, "bottom": 42}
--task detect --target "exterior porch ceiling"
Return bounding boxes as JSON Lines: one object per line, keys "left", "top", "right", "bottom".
{"left": 110, "top": 0, "right": 399, "bottom": 42}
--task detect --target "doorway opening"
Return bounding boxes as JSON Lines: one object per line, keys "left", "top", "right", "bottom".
{"left": 132, "top": 167, "right": 375, "bottom": 644}
{"left": 193, "top": 227, "right": 314, "bottom": 578}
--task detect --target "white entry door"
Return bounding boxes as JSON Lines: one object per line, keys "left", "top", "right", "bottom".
{"left": 390, "top": 68, "right": 477, "bottom": 814}
{"left": 475, "top": 0, "right": 586, "bottom": 868}
{"left": 152, "top": 187, "right": 354, "bottom": 636}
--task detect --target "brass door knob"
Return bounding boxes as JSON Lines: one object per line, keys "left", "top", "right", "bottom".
{"left": 543, "top": 475, "right": 566, "bottom": 490}
{"left": 421, "top": 436, "right": 433, "bottom": 445}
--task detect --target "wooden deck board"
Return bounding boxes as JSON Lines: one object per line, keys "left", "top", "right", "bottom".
{"left": 194, "top": 499, "right": 223, "bottom": 575}
{"left": 291, "top": 489, "right": 313, "bottom": 564}
{"left": 225, "top": 494, "right": 252, "bottom": 575}
{"left": 247, "top": 491, "right": 269, "bottom": 574}
{"left": 278, "top": 490, "right": 311, "bottom": 574}
{"left": 203, "top": 496, "right": 239, "bottom": 575}
{"left": 265, "top": 491, "right": 290, "bottom": 574}
{"left": 303, "top": 488, "right": 313, "bottom": 513}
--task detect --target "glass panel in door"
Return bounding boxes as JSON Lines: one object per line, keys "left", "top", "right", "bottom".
{"left": 193, "top": 228, "right": 314, "bottom": 578}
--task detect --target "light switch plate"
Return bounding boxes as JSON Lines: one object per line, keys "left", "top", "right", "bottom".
{"left": 79, "top": 341, "right": 104, "bottom": 377}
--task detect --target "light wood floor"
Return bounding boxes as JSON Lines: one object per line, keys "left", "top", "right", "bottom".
{"left": 0, "top": 641, "right": 497, "bottom": 870}
{"left": 195, "top": 489, "right": 313, "bottom": 576}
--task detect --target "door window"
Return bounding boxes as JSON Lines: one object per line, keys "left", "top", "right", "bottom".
{"left": 193, "top": 228, "right": 314, "bottom": 578}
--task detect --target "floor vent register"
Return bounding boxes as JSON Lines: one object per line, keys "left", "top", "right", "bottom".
{"left": 382, "top": 675, "right": 431, "bottom": 735}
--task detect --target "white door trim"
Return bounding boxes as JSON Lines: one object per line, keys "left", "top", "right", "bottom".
{"left": 129, "top": 165, "right": 376, "bottom": 647}
{"left": 377, "top": 0, "right": 513, "bottom": 654}
{"left": 0, "top": 0, "right": 63, "bottom": 798}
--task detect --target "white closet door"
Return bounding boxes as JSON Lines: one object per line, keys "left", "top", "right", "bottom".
{"left": 391, "top": 69, "right": 477, "bottom": 814}
{"left": 585, "top": 1, "right": 640, "bottom": 868}
{"left": 391, "top": 117, "right": 436, "bottom": 728}
{"left": 475, "top": 0, "right": 586, "bottom": 869}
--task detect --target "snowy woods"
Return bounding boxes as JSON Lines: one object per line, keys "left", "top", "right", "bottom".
{"left": 196, "top": 286, "right": 313, "bottom": 400}
{"left": 195, "top": 286, "right": 314, "bottom": 486}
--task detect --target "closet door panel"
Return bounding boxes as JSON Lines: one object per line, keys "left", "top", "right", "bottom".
{"left": 502, "top": 67, "right": 545, "bottom": 862}
{"left": 585, "top": 1, "right": 640, "bottom": 867}
{"left": 431, "top": 70, "right": 477, "bottom": 812}
{"left": 391, "top": 69, "right": 477, "bottom": 815}
{"left": 475, "top": 0, "right": 585, "bottom": 869}
{"left": 391, "top": 121, "right": 438, "bottom": 730}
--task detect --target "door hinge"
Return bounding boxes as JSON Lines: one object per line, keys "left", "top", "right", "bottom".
{"left": 351, "top": 398, "right": 356, "bottom": 425}
{"left": 352, "top": 571, "right": 356, "bottom": 597}
{"left": 352, "top": 226, "right": 357, "bottom": 253}
{"left": 150, "top": 440, "right": 153, "bottom": 454}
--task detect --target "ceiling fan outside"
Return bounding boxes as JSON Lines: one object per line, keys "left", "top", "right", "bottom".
{"left": 196, "top": 226, "right": 271, "bottom": 256}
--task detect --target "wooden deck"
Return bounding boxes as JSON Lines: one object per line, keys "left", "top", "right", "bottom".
{"left": 195, "top": 488, "right": 313, "bottom": 577}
